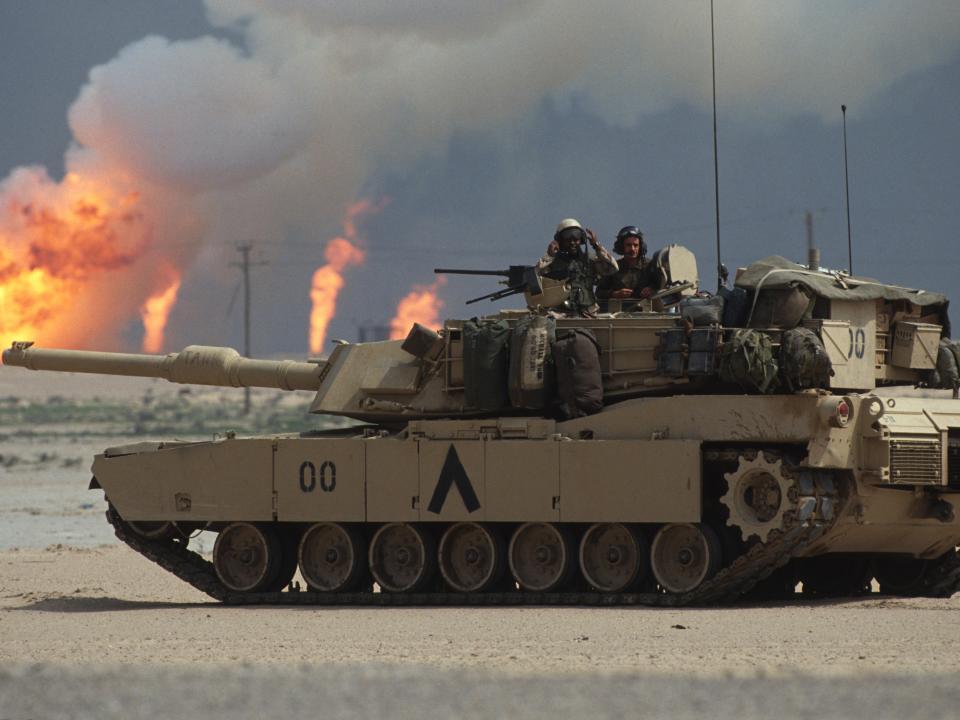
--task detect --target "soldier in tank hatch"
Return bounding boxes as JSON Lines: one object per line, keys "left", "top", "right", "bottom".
{"left": 596, "top": 225, "right": 660, "bottom": 305}
{"left": 536, "top": 218, "right": 618, "bottom": 315}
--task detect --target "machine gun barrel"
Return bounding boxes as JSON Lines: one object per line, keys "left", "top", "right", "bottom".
{"left": 434, "top": 268, "right": 511, "bottom": 277}
{"left": 465, "top": 286, "right": 525, "bottom": 305}
{"left": 2, "top": 342, "right": 326, "bottom": 392}
{"left": 436, "top": 265, "right": 546, "bottom": 305}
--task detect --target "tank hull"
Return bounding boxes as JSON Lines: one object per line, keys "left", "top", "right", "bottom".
{"left": 92, "top": 392, "right": 960, "bottom": 602}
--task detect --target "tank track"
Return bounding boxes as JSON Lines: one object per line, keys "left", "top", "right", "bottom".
{"left": 104, "top": 464, "right": 838, "bottom": 607}
{"left": 914, "top": 549, "right": 960, "bottom": 598}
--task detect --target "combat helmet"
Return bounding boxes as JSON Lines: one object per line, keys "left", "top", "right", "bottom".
{"left": 554, "top": 218, "right": 586, "bottom": 243}
{"left": 615, "top": 225, "right": 647, "bottom": 258}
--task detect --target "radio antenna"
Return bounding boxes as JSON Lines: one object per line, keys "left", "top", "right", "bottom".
{"left": 710, "top": 0, "right": 723, "bottom": 289}
{"left": 841, "top": 104, "right": 853, "bottom": 274}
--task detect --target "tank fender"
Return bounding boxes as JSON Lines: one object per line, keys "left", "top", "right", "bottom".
{"left": 93, "top": 437, "right": 275, "bottom": 522}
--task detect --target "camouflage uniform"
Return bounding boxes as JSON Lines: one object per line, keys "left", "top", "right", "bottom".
{"left": 536, "top": 244, "right": 618, "bottom": 315}
{"left": 596, "top": 260, "right": 660, "bottom": 300}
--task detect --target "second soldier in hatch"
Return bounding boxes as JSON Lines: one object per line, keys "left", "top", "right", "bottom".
{"left": 536, "top": 218, "right": 618, "bottom": 316}
{"left": 596, "top": 225, "right": 660, "bottom": 309}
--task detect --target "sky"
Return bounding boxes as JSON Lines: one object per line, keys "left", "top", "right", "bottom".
{"left": 1, "top": 1, "right": 958, "bottom": 355}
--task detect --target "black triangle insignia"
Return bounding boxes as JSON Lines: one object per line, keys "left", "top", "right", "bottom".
{"left": 427, "top": 444, "right": 481, "bottom": 514}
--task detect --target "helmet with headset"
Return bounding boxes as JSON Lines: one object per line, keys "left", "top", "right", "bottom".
{"left": 554, "top": 218, "right": 587, "bottom": 245}
{"left": 614, "top": 225, "right": 647, "bottom": 258}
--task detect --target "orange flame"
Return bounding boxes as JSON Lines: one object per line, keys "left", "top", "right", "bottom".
{"left": 140, "top": 271, "right": 182, "bottom": 353}
{"left": 0, "top": 167, "right": 154, "bottom": 350}
{"left": 308, "top": 199, "right": 380, "bottom": 355}
{"left": 389, "top": 276, "right": 446, "bottom": 339}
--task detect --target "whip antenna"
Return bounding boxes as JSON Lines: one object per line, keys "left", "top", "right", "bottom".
{"left": 841, "top": 104, "right": 853, "bottom": 274}
{"left": 710, "top": 0, "right": 723, "bottom": 289}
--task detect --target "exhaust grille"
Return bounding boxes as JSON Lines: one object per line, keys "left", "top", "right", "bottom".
{"left": 889, "top": 436, "right": 942, "bottom": 485}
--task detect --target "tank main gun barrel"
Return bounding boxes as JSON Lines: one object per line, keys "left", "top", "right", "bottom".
{"left": 2, "top": 342, "right": 326, "bottom": 392}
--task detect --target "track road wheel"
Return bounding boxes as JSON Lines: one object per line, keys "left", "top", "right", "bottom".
{"left": 299, "top": 523, "right": 366, "bottom": 592}
{"left": 508, "top": 522, "right": 574, "bottom": 592}
{"left": 579, "top": 523, "right": 648, "bottom": 592}
{"left": 439, "top": 523, "right": 505, "bottom": 593}
{"left": 213, "top": 522, "right": 282, "bottom": 593}
{"left": 369, "top": 523, "right": 436, "bottom": 592}
{"left": 650, "top": 523, "right": 722, "bottom": 594}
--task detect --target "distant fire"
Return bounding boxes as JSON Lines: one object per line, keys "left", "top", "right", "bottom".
{"left": 140, "top": 270, "right": 182, "bottom": 353}
{"left": 390, "top": 276, "right": 446, "bottom": 339}
{"left": 308, "top": 199, "right": 381, "bottom": 356}
{"left": 0, "top": 168, "right": 153, "bottom": 350}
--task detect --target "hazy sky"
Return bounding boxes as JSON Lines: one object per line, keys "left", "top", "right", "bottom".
{"left": 1, "top": 1, "right": 958, "bottom": 353}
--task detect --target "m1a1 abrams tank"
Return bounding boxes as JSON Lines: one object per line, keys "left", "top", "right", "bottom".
{"left": 4, "top": 247, "right": 960, "bottom": 605}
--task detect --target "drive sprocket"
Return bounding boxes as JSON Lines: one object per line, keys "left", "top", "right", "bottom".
{"left": 721, "top": 454, "right": 795, "bottom": 542}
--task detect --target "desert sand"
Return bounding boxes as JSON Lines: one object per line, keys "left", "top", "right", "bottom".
{"left": 2, "top": 543, "right": 960, "bottom": 718}
{"left": 1, "top": 543, "right": 959, "bottom": 673}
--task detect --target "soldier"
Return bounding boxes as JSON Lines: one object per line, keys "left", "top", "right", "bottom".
{"left": 537, "top": 218, "right": 618, "bottom": 315}
{"left": 596, "top": 225, "right": 660, "bottom": 305}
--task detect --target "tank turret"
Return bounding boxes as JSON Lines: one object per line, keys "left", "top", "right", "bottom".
{"left": 4, "top": 252, "right": 952, "bottom": 425}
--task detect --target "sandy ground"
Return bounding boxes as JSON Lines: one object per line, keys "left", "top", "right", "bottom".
{"left": 2, "top": 544, "right": 960, "bottom": 718}
{"left": 2, "top": 545, "right": 960, "bottom": 673}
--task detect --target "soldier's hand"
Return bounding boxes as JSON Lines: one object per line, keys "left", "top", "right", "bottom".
{"left": 547, "top": 239, "right": 559, "bottom": 257}
{"left": 638, "top": 286, "right": 653, "bottom": 299}
{"left": 612, "top": 288, "right": 633, "bottom": 298}
{"left": 586, "top": 228, "right": 600, "bottom": 248}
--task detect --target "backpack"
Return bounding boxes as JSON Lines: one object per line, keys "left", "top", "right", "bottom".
{"left": 780, "top": 327, "right": 833, "bottom": 391}
{"left": 719, "top": 329, "right": 779, "bottom": 394}
{"left": 930, "top": 338, "right": 960, "bottom": 389}
{"left": 509, "top": 314, "right": 556, "bottom": 410}
{"left": 679, "top": 295, "right": 725, "bottom": 327}
{"left": 552, "top": 328, "right": 603, "bottom": 419}
{"left": 717, "top": 286, "right": 750, "bottom": 327}
{"left": 463, "top": 318, "right": 510, "bottom": 411}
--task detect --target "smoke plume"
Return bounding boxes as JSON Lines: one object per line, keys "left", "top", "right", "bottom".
{"left": 1, "top": 1, "right": 957, "bottom": 352}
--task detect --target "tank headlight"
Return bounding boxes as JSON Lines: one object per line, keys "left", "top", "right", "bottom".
{"left": 820, "top": 396, "right": 854, "bottom": 428}
{"left": 834, "top": 399, "right": 851, "bottom": 427}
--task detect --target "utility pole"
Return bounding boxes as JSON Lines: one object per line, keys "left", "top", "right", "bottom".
{"left": 231, "top": 244, "right": 267, "bottom": 415}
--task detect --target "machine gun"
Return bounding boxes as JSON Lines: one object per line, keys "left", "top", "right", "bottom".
{"left": 434, "top": 265, "right": 568, "bottom": 306}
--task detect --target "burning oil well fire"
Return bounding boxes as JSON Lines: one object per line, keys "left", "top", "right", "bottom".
{"left": 308, "top": 199, "right": 447, "bottom": 354}
{"left": 308, "top": 200, "right": 373, "bottom": 356}
{"left": 0, "top": 168, "right": 181, "bottom": 352}
{"left": 390, "top": 277, "right": 446, "bottom": 340}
